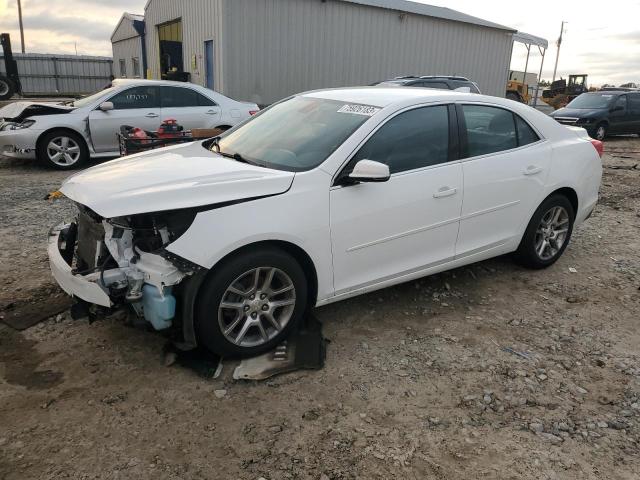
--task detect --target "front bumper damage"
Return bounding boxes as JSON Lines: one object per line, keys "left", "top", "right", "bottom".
{"left": 48, "top": 213, "right": 193, "bottom": 332}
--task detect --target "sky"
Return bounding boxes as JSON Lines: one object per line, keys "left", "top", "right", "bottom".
{"left": 0, "top": 0, "right": 638, "bottom": 86}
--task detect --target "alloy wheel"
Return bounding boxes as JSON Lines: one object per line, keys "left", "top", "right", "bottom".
{"left": 0, "top": 80, "right": 9, "bottom": 97}
{"left": 595, "top": 126, "right": 606, "bottom": 141}
{"left": 47, "top": 136, "right": 81, "bottom": 166}
{"left": 218, "top": 267, "right": 296, "bottom": 348}
{"left": 534, "top": 206, "right": 570, "bottom": 261}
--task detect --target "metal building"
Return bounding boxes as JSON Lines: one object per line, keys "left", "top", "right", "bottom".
{"left": 133, "top": 0, "right": 519, "bottom": 104}
{"left": 111, "top": 13, "right": 146, "bottom": 79}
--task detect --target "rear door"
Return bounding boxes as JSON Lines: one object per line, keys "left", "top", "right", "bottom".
{"left": 456, "top": 103, "right": 551, "bottom": 257}
{"left": 88, "top": 85, "right": 161, "bottom": 152}
{"left": 160, "top": 85, "right": 221, "bottom": 130}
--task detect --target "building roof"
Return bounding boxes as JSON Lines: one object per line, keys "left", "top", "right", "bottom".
{"left": 111, "top": 12, "right": 145, "bottom": 42}
{"left": 143, "top": 0, "right": 515, "bottom": 32}
{"left": 341, "top": 0, "right": 515, "bottom": 32}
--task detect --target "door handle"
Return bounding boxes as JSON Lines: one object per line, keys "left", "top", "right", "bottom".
{"left": 205, "top": 109, "right": 218, "bottom": 115}
{"left": 433, "top": 187, "right": 457, "bottom": 198}
{"left": 523, "top": 165, "right": 543, "bottom": 175}
{"left": 145, "top": 113, "right": 159, "bottom": 118}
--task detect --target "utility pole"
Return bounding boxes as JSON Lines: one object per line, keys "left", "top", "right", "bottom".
{"left": 551, "top": 21, "right": 566, "bottom": 83}
{"left": 17, "top": 0, "right": 25, "bottom": 53}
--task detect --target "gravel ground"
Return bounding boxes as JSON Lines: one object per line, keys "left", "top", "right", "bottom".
{"left": 1, "top": 138, "right": 639, "bottom": 480}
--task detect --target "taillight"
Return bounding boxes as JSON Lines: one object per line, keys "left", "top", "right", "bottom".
{"left": 249, "top": 110, "right": 258, "bottom": 116}
{"left": 590, "top": 139, "right": 604, "bottom": 158}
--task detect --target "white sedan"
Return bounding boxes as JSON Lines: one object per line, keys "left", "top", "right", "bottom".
{"left": 0, "top": 79, "right": 258, "bottom": 169}
{"left": 48, "top": 87, "right": 602, "bottom": 357}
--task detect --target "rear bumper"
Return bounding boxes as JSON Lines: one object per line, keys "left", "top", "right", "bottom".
{"left": 48, "top": 223, "right": 112, "bottom": 307}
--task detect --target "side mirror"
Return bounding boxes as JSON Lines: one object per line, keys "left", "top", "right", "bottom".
{"left": 99, "top": 101, "right": 114, "bottom": 112}
{"left": 348, "top": 159, "right": 390, "bottom": 183}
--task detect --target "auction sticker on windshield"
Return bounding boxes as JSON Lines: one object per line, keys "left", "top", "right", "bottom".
{"left": 337, "top": 104, "right": 381, "bottom": 116}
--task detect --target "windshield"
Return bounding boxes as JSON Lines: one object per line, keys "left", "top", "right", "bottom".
{"left": 71, "top": 86, "right": 117, "bottom": 108}
{"left": 566, "top": 93, "right": 615, "bottom": 109}
{"left": 213, "top": 96, "right": 375, "bottom": 171}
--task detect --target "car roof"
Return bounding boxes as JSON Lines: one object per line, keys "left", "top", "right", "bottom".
{"left": 111, "top": 78, "right": 205, "bottom": 89}
{"left": 302, "top": 86, "right": 482, "bottom": 108}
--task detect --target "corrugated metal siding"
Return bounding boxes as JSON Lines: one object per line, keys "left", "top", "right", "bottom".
{"left": 112, "top": 37, "right": 144, "bottom": 78}
{"left": 112, "top": 17, "right": 140, "bottom": 42}
{"left": 0, "top": 53, "right": 113, "bottom": 95}
{"left": 223, "top": 0, "right": 513, "bottom": 104}
{"left": 144, "top": 0, "right": 226, "bottom": 92}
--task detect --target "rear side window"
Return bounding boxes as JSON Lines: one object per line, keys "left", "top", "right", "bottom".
{"left": 462, "top": 105, "right": 517, "bottom": 157}
{"left": 161, "top": 86, "right": 216, "bottom": 107}
{"left": 109, "top": 86, "right": 160, "bottom": 109}
{"left": 351, "top": 105, "right": 449, "bottom": 174}
{"left": 515, "top": 115, "right": 540, "bottom": 146}
{"left": 629, "top": 94, "right": 640, "bottom": 111}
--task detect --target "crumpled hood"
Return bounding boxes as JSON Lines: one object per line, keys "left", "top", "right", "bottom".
{"left": 0, "top": 101, "right": 74, "bottom": 121}
{"left": 61, "top": 141, "right": 295, "bottom": 218}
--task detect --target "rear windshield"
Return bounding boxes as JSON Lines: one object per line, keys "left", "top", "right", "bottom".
{"left": 213, "top": 96, "right": 373, "bottom": 171}
{"left": 567, "top": 93, "right": 615, "bottom": 109}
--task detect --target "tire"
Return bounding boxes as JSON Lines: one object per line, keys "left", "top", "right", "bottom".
{"left": 591, "top": 123, "right": 607, "bottom": 141}
{"left": 514, "top": 194, "right": 575, "bottom": 269}
{"left": 36, "top": 130, "right": 89, "bottom": 170}
{"left": 0, "top": 76, "right": 15, "bottom": 100}
{"left": 195, "top": 247, "right": 308, "bottom": 357}
{"left": 506, "top": 92, "right": 520, "bottom": 102}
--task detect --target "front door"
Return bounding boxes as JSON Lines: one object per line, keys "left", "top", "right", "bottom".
{"left": 330, "top": 104, "right": 463, "bottom": 295}
{"left": 88, "top": 85, "right": 161, "bottom": 152}
{"left": 159, "top": 85, "right": 221, "bottom": 130}
{"left": 455, "top": 104, "right": 551, "bottom": 257}
{"left": 609, "top": 95, "right": 632, "bottom": 134}
{"left": 204, "top": 40, "right": 214, "bottom": 90}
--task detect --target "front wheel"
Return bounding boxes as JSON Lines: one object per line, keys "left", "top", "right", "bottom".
{"left": 515, "top": 194, "right": 575, "bottom": 269}
{"left": 37, "top": 130, "right": 89, "bottom": 170}
{"left": 591, "top": 123, "right": 607, "bottom": 141}
{"left": 0, "top": 75, "right": 15, "bottom": 100}
{"left": 195, "top": 247, "right": 308, "bottom": 357}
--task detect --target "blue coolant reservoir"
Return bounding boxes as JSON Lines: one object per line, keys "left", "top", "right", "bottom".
{"left": 142, "top": 284, "right": 176, "bottom": 330}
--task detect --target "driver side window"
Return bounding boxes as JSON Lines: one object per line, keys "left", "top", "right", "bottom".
{"left": 350, "top": 105, "right": 450, "bottom": 174}
{"left": 614, "top": 95, "right": 627, "bottom": 112}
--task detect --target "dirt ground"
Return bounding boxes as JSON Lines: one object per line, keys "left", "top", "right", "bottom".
{"left": 1, "top": 137, "right": 639, "bottom": 480}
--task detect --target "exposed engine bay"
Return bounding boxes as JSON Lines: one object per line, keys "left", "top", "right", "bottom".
{"left": 0, "top": 102, "right": 74, "bottom": 130}
{"left": 53, "top": 203, "right": 200, "bottom": 330}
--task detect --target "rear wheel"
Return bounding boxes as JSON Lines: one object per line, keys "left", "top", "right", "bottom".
{"left": 515, "top": 194, "right": 575, "bottom": 269}
{"left": 195, "top": 247, "right": 308, "bottom": 357}
{"left": 37, "top": 130, "right": 89, "bottom": 170}
{"left": 0, "top": 76, "right": 15, "bottom": 100}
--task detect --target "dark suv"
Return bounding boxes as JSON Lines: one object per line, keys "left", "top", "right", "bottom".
{"left": 550, "top": 91, "right": 640, "bottom": 140}
{"left": 375, "top": 75, "right": 481, "bottom": 93}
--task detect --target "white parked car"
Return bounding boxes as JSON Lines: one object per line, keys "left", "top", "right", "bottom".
{"left": 0, "top": 79, "right": 259, "bottom": 169}
{"left": 48, "top": 87, "right": 602, "bottom": 357}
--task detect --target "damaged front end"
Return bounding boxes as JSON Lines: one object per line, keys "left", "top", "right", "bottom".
{"left": 0, "top": 102, "right": 74, "bottom": 130}
{"left": 48, "top": 204, "right": 201, "bottom": 331}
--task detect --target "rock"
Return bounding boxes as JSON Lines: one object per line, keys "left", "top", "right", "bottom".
{"left": 537, "top": 374, "right": 548, "bottom": 381}
{"left": 568, "top": 267, "right": 577, "bottom": 273}
{"left": 597, "top": 421, "right": 608, "bottom": 428}
{"left": 575, "top": 386, "right": 588, "bottom": 395}
{"left": 537, "top": 432, "right": 563, "bottom": 444}
{"left": 214, "top": 389, "right": 227, "bottom": 399}
{"left": 268, "top": 425, "right": 283, "bottom": 433}
{"left": 607, "top": 420, "right": 627, "bottom": 430}
{"left": 529, "top": 422, "right": 544, "bottom": 433}
{"left": 320, "top": 474, "right": 330, "bottom": 480}
{"left": 483, "top": 394, "right": 492, "bottom": 404}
